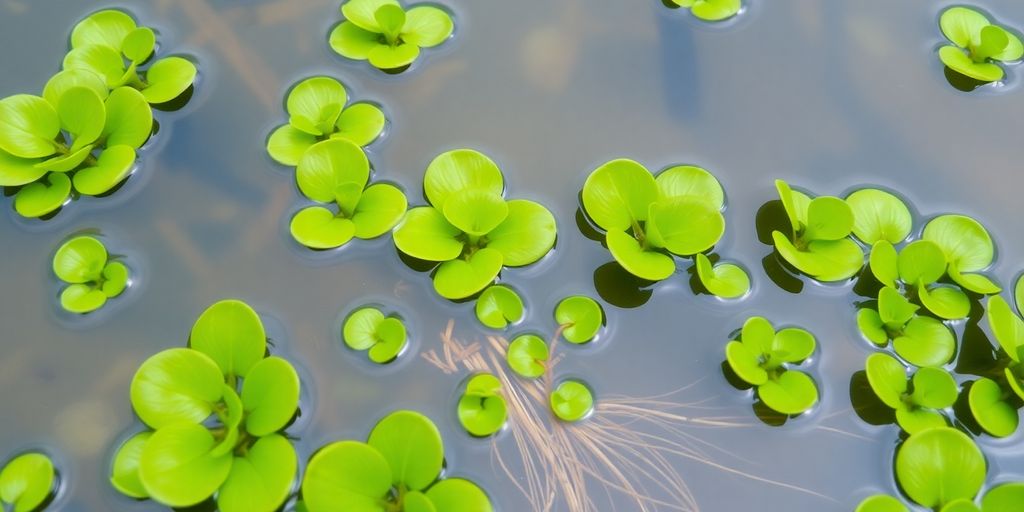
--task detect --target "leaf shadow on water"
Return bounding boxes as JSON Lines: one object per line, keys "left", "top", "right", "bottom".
{"left": 593, "top": 261, "right": 654, "bottom": 308}
{"left": 953, "top": 380, "right": 985, "bottom": 436}
{"left": 755, "top": 200, "right": 804, "bottom": 294}
{"left": 574, "top": 206, "right": 603, "bottom": 242}
{"left": 943, "top": 67, "right": 989, "bottom": 92}
{"left": 685, "top": 253, "right": 719, "bottom": 296}
{"left": 396, "top": 246, "right": 437, "bottom": 273}
{"left": 852, "top": 267, "right": 883, "bottom": 300}
{"left": 849, "top": 370, "right": 896, "bottom": 426}
{"left": 954, "top": 299, "right": 1000, "bottom": 378}
{"left": 152, "top": 86, "right": 195, "bottom": 113}
{"left": 752, "top": 401, "right": 789, "bottom": 427}
{"left": 174, "top": 498, "right": 217, "bottom": 512}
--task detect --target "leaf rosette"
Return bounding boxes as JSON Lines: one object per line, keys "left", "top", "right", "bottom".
{"left": 724, "top": 316, "right": 819, "bottom": 415}
{"left": 938, "top": 6, "right": 1023, "bottom": 83}
{"left": 52, "top": 235, "right": 130, "bottom": 313}
{"left": 329, "top": 0, "right": 455, "bottom": 71}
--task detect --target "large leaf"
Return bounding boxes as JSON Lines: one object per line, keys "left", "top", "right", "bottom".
{"left": 71, "top": 9, "right": 137, "bottom": 50}
{"left": 845, "top": 188, "right": 912, "bottom": 245}
{"left": 329, "top": 21, "right": 383, "bottom": 61}
{"left": 301, "top": 441, "right": 391, "bottom": 512}
{"left": 646, "top": 198, "right": 725, "bottom": 256}
{"left": 341, "top": 0, "right": 402, "bottom": 32}
{"left": 483, "top": 199, "right": 557, "bottom": 266}
{"left": 217, "top": 435, "right": 297, "bottom": 512}
{"left": 103, "top": 86, "right": 153, "bottom": 149}
{"left": 367, "top": 410, "right": 444, "bottom": 491}
{"left": 897, "top": 240, "right": 946, "bottom": 286}
{"left": 351, "top": 183, "right": 407, "bottom": 239}
{"left": 63, "top": 44, "right": 127, "bottom": 88}
{"left": 402, "top": 6, "right": 454, "bottom": 47}
{"left": 442, "top": 189, "right": 508, "bottom": 236}
{"left": 296, "top": 139, "right": 370, "bottom": 203}
{"left": 655, "top": 164, "right": 724, "bottom": 209}
{"left": 129, "top": 348, "right": 224, "bottom": 428}
{"left": 138, "top": 423, "right": 233, "bottom": 508}
{"left": 0, "top": 94, "right": 60, "bottom": 158}
{"left": 910, "top": 367, "right": 958, "bottom": 409}
{"left": 757, "top": 370, "right": 818, "bottom": 415}
{"left": 968, "top": 377, "right": 1019, "bottom": 438}
{"left": 393, "top": 206, "right": 464, "bottom": 262}
{"left": 923, "top": 215, "right": 994, "bottom": 273}
{"left": 919, "top": 284, "right": 970, "bottom": 320}
{"left": 14, "top": 172, "right": 71, "bottom": 218}
{"left": 241, "top": 356, "right": 300, "bottom": 436}
{"left": 57, "top": 86, "right": 105, "bottom": 151}
{"left": 0, "top": 149, "right": 46, "bottom": 187}
{"left": 423, "top": 149, "right": 504, "bottom": 209}
{"left": 894, "top": 427, "right": 985, "bottom": 509}
{"left": 982, "top": 483, "right": 1024, "bottom": 512}
{"left": 190, "top": 299, "right": 267, "bottom": 378}
{"left": 432, "top": 248, "right": 503, "bottom": 299}
{"left": 72, "top": 144, "right": 136, "bottom": 196}
{"left": 42, "top": 69, "right": 109, "bottom": 109}
{"left": 802, "top": 196, "right": 853, "bottom": 241}
{"left": 893, "top": 316, "right": 955, "bottom": 368}
{"left": 290, "top": 206, "right": 356, "bottom": 249}
{"left": 606, "top": 229, "right": 675, "bottom": 281}
{"left": 581, "top": 159, "right": 658, "bottom": 232}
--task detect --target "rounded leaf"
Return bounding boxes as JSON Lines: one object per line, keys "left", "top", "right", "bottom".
{"left": 296, "top": 139, "right": 369, "bottom": 203}
{"left": 475, "top": 285, "right": 524, "bottom": 329}
{"left": 71, "top": 9, "right": 137, "bottom": 50}
{"left": 878, "top": 286, "right": 918, "bottom": 328}
{"left": 42, "top": 69, "right": 109, "bottom": 109}
{"left": 895, "top": 427, "right": 985, "bottom": 509}
{"left": 581, "top": 159, "right": 658, "bottom": 231}
{"left": 554, "top": 295, "right": 603, "bottom": 344}
{"left": 982, "top": 483, "right": 1024, "bottom": 512}
{"left": 266, "top": 125, "right": 316, "bottom": 166}
{"left": 425, "top": 478, "right": 493, "bottom": 512}
{"left": 368, "top": 41, "right": 420, "bottom": 70}
{"left": 350, "top": 183, "right": 407, "bottom": 239}
{"left": 368, "top": 317, "right": 407, "bottom": 363}
{"left": 457, "top": 393, "right": 507, "bottom": 437}
{"left": 987, "top": 296, "right": 1024, "bottom": 362}
{"left": 367, "top": 410, "right": 444, "bottom": 491}
{"left": 403, "top": 6, "right": 454, "bottom": 47}
{"left": 190, "top": 299, "right": 267, "bottom": 378}
{"left": 694, "top": 253, "right": 750, "bottom": 299}
{"left": 217, "top": 435, "right": 297, "bottom": 512}
{"left": 771, "top": 327, "right": 816, "bottom": 363}
{"left": 940, "top": 7, "right": 990, "bottom": 48}
{"left": 606, "top": 229, "right": 675, "bottom": 281}
{"left": 424, "top": 149, "right": 504, "bottom": 209}
{"left": 286, "top": 76, "right": 346, "bottom": 135}
{"left": 291, "top": 206, "right": 357, "bottom": 249}
{"left": 550, "top": 380, "right": 594, "bottom": 422}
{"left": 0, "top": 149, "right": 46, "bottom": 187}
{"left": 465, "top": 373, "right": 502, "bottom": 396}
{"left": 442, "top": 189, "right": 508, "bottom": 237}
{"left": 63, "top": 44, "right": 127, "bottom": 87}
{"left": 894, "top": 316, "right": 956, "bottom": 368}
{"left": 432, "top": 248, "right": 503, "bottom": 299}
{"left": 919, "top": 284, "right": 970, "bottom": 320}
{"left": 405, "top": 491, "right": 437, "bottom": 512}
{"left": 343, "top": 307, "right": 386, "bottom": 351}
{"left": 897, "top": 240, "right": 946, "bottom": 286}
{"left": 655, "top": 165, "right": 724, "bottom": 209}
{"left": 803, "top": 196, "right": 854, "bottom": 241}
{"left": 923, "top": 214, "right": 994, "bottom": 273}
{"left": 101, "top": 261, "right": 129, "bottom": 298}
{"left": 53, "top": 235, "right": 107, "bottom": 284}
{"left": 241, "top": 356, "right": 300, "bottom": 436}
{"left": 0, "top": 452, "right": 55, "bottom": 512}
{"left": 329, "top": 21, "right": 382, "bottom": 61}
{"left": 60, "top": 284, "right": 108, "bottom": 313}
{"left": 870, "top": 241, "right": 900, "bottom": 289}
{"left": 865, "top": 352, "right": 908, "bottom": 409}
{"left": 947, "top": 266, "right": 1000, "bottom": 295}
{"left": 846, "top": 189, "right": 912, "bottom": 245}
{"left": 334, "top": 103, "right": 386, "bottom": 146}
{"left": 394, "top": 206, "right": 464, "bottom": 261}
{"left": 910, "top": 367, "right": 958, "bottom": 409}
{"left": 485, "top": 199, "right": 557, "bottom": 267}
{"left": 0, "top": 94, "right": 60, "bottom": 158}
{"left": 138, "top": 423, "right": 233, "bottom": 508}
{"left": 725, "top": 340, "right": 768, "bottom": 386}
{"left": 968, "top": 378, "right": 1019, "bottom": 438}
{"left": 103, "top": 87, "right": 153, "bottom": 149}
{"left": 506, "top": 334, "right": 548, "bottom": 378}
{"left": 72, "top": 144, "right": 136, "bottom": 196}
{"left": 122, "top": 27, "right": 156, "bottom": 62}
{"left": 758, "top": 370, "right": 818, "bottom": 415}
{"left": 141, "top": 57, "right": 197, "bottom": 104}
{"left": 896, "top": 408, "right": 949, "bottom": 435}
{"left": 857, "top": 308, "right": 889, "bottom": 346}
{"left": 129, "top": 348, "right": 224, "bottom": 428}
{"left": 646, "top": 198, "right": 725, "bottom": 256}
{"left": 302, "top": 441, "right": 391, "bottom": 512}
{"left": 342, "top": 0, "right": 401, "bottom": 31}
{"left": 741, "top": 316, "right": 775, "bottom": 354}
{"left": 691, "top": 0, "right": 742, "bottom": 21}
{"left": 110, "top": 432, "right": 152, "bottom": 499}
{"left": 15, "top": 172, "right": 71, "bottom": 218}
{"left": 855, "top": 494, "right": 908, "bottom": 512}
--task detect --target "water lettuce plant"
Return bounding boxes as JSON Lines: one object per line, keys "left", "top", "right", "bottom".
{"left": 457, "top": 373, "right": 508, "bottom": 437}
{"left": 857, "top": 482, "right": 1024, "bottom": 512}
{"left": 475, "top": 284, "right": 524, "bottom": 329}
{"left": 329, "top": 0, "right": 454, "bottom": 72}
{"left": 868, "top": 240, "right": 972, "bottom": 320}
{"left": 694, "top": 253, "right": 750, "bottom": 299}
{"left": 52, "top": 235, "right": 129, "bottom": 313}
{"left": 393, "top": 149, "right": 557, "bottom": 299}
{"left": 290, "top": 139, "right": 407, "bottom": 249}
{"left": 895, "top": 427, "right": 985, "bottom": 510}
{"left": 770, "top": 180, "right": 863, "bottom": 282}
{"left": 300, "top": 410, "right": 492, "bottom": 511}
{"left": 0, "top": 452, "right": 56, "bottom": 512}
{"left": 342, "top": 306, "right": 408, "bottom": 363}
{"left": 725, "top": 316, "right": 819, "bottom": 415}
{"left": 580, "top": 161, "right": 739, "bottom": 283}
{"left": 550, "top": 380, "right": 594, "bottom": 422}
{"left": 968, "top": 281, "right": 1024, "bottom": 437}
{"left": 864, "top": 353, "right": 958, "bottom": 434}
{"left": 666, "top": 0, "right": 742, "bottom": 22}
{"left": 856, "top": 287, "right": 955, "bottom": 367}
{"left": 554, "top": 295, "right": 603, "bottom": 344}
{"left": 110, "top": 300, "right": 301, "bottom": 511}
{"left": 266, "top": 76, "right": 386, "bottom": 167}
{"left": 938, "top": 6, "right": 1023, "bottom": 83}
{"left": 507, "top": 334, "right": 549, "bottom": 378}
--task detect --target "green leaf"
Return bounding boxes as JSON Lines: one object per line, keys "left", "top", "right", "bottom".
{"left": 466, "top": 373, "right": 501, "bottom": 395}
{"left": 893, "top": 316, "right": 955, "bottom": 368}
{"left": 582, "top": 159, "right": 658, "bottom": 232}
{"left": 374, "top": 4, "right": 406, "bottom": 41}
{"left": 771, "top": 327, "right": 815, "bottom": 363}
{"left": 287, "top": 77, "right": 346, "bottom": 136}
{"left": 141, "top": 57, "right": 197, "bottom": 104}
{"left": 870, "top": 241, "right": 900, "bottom": 288}
{"left": 425, "top": 478, "right": 493, "bottom": 512}
{"left": 940, "top": 6, "right": 990, "bottom": 48}
{"left": 290, "top": 206, "right": 356, "bottom": 249}
{"left": 369, "top": 317, "right": 407, "bottom": 363}
{"left": 923, "top": 214, "right": 994, "bottom": 273}
{"left": 555, "top": 295, "right": 603, "bottom": 344}
{"left": 691, "top": 0, "right": 742, "bottom": 21}
{"left": 344, "top": 307, "right": 386, "bottom": 351}
{"left": 110, "top": 432, "right": 151, "bottom": 499}
{"left": 1017, "top": 275, "right": 1024, "bottom": 315}
{"left": 550, "top": 380, "right": 594, "bottom": 422}
{"left": 458, "top": 393, "right": 507, "bottom": 437}
{"left": 948, "top": 265, "right": 1001, "bottom": 295}
{"left": 919, "top": 284, "right": 970, "bottom": 320}
{"left": 60, "top": 284, "right": 107, "bottom": 313}
{"left": 402, "top": 6, "right": 454, "bottom": 47}
{"left": 968, "top": 377, "right": 1019, "bottom": 438}
{"left": 895, "top": 407, "right": 948, "bottom": 435}
{"left": 695, "top": 253, "right": 750, "bottom": 299}
{"left": 942, "top": 500, "right": 982, "bottom": 512}
{"left": 940, "top": 45, "right": 1004, "bottom": 81}
{"left": 368, "top": 42, "right": 421, "bottom": 71}
{"left": 122, "top": 27, "right": 155, "bottom": 62}
{"left": 334, "top": 103, "right": 386, "bottom": 146}
{"left": 53, "top": 235, "right": 107, "bottom": 283}
{"left": 726, "top": 341, "right": 768, "bottom": 385}
{"left": 987, "top": 296, "right": 1024, "bottom": 362}
{"left": 857, "top": 308, "right": 889, "bottom": 346}
{"left": 897, "top": 240, "right": 946, "bottom": 286}
{"left": 129, "top": 348, "right": 224, "bottom": 428}
{"left": 646, "top": 198, "right": 725, "bottom": 256}
{"left": 475, "top": 285, "right": 524, "bottom": 329}
{"left": 71, "top": 9, "right": 137, "bottom": 50}
{"left": 103, "top": 87, "right": 153, "bottom": 149}
{"left": 485, "top": 199, "right": 557, "bottom": 267}
{"left": 329, "top": 21, "right": 382, "bottom": 61}
{"left": 655, "top": 165, "right": 724, "bottom": 209}
{"left": 14, "top": 172, "right": 71, "bottom": 218}
{"left": 404, "top": 491, "right": 437, "bottom": 512}
{"left": 982, "top": 483, "right": 1024, "bottom": 512}
{"left": 101, "top": 261, "right": 129, "bottom": 296}
{"left": 846, "top": 189, "right": 912, "bottom": 245}
{"left": 42, "top": 69, "right": 109, "bottom": 109}
{"left": 773, "top": 233, "right": 864, "bottom": 282}
{"left": 241, "top": 356, "right": 300, "bottom": 436}
{"left": 990, "top": 26, "right": 1024, "bottom": 61}
{"left": 865, "top": 352, "right": 907, "bottom": 409}
{"left": 138, "top": 422, "right": 233, "bottom": 508}
{"left": 217, "top": 435, "right": 297, "bottom": 512}
{"left": 895, "top": 427, "right": 985, "bottom": 509}
{"left": 910, "top": 367, "right": 958, "bottom": 409}
{"left": 190, "top": 299, "right": 267, "bottom": 378}
{"left": 606, "top": 229, "right": 675, "bottom": 281}
{"left": 803, "top": 196, "right": 854, "bottom": 241}
{"left": 267, "top": 125, "right": 316, "bottom": 166}
{"left": 302, "top": 440, "right": 390, "bottom": 511}
{"left": 35, "top": 143, "right": 93, "bottom": 173}
{"left": 351, "top": 183, "right": 407, "bottom": 239}
{"left": 507, "top": 334, "right": 548, "bottom": 378}
{"left": 0, "top": 149, "right": 46, "bottom": 186}
{"left": 63, "top": 44, "right": 127, "bottom": 88}
{"left": 0, "top": 452, "right": 55, "bottom": 512}
{"left": 757, "top": 370, "right": 818, "bottom": 415}
{"left": 342, "top": 0, "right": 401, "bottom": 32}
{"left": 975, "top": 25, "right": 1010, "bottom": 61}
{"left": 878, "top": 286, "right": 918, "bottom": 328}
{"left": 0, "top": 94, "right": 60, "bottom": 158}
{"left": 855, "top": 495, "right": 908, "bottom": 512}
{"left": 424, "top": 149, "right": 504, "bottom": 209}
{"left": 442, "top": 189, "right": 508, "bottom": 236}
{"left": 367, "top": 410, "right": 444, "bottom": 491}
{"left": 296, "top": 139, "right": 370, "bottom": 203}
{"left": 394, "top": 206, "right": 464, "bottom": 261}
{"left": 741, "top": 316, "right": 775, "bottom": 354}
{"left": 774, "top": 179, "right": 810, "bottom": 234}
{"left": 433, "top": 248, "right": 503, "bottom": 299}
{"left": 73, "top": 144, "right": 136, "bottom": 196}
{"left": 1003, "top": 366, "right": 1024, "bottom": 402}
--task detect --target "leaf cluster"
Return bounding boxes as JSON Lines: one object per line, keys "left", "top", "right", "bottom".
{"left": 725, "top": 316, "right": 819, "bottom": 415}
{"left": 667, "top": 0, "right": 742, "bottom": 22}
{"left": 329, "top": 0, "right": 454, "bottom": 71}
{"left": 52, "top": 235, "right": 129, "bottom": 313}
{"left": 938, "top": 6, "right": 1023, "bottom": 83}
{"left": 342, "top": 305, "right": 408, "bottom": 363}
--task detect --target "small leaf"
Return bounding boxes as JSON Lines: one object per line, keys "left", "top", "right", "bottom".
{"left": 290, "top": 206, "right": 356, "bottom": 249}
{"left": 42, "top": 69, "right": 109, "bottom": 109}
{"left": 103, "top": 86, "right": 153, "bottom": 149}
{"left": 367, "top": 41, "right": 420, "bottom": 70}
{"left": 351, "top": 183, "right": 407, "bottom": 239}
{"left": 137, "top": 423, "right": 233, "bottom": 508}
{"left": 893, "top": 316, "right": 955, "bottom": 368}
{"left": 550, "top": 380, "right": 594, "bottom": 422}
{"left": 60, "top": 284, "right": 108, "bottom": 313}
{"left": 141, "top": 57, "right": 197, "bottom": 104}
{"left": 483, "top": 199, "right": 557, "bottom": 267}
{"left": 367, "top": 410, "right": 444, "bottom": 491}
{"left": 101, "top": 261, "right": 130, "bottom": 297}
{"left": 343, "top": 307, "right": 386, "bottom": 351}
{"left": 740, "top": 316, "right": 775, "bottom": 354}
{"left": 333, "top": 103, "right": 386, "bottom": 146}
{"left": 442, "top": 189, "right": 508, "bottom": 236}
{"left": 923, "top": 214, "right": 994, "bottom": 273}
{"left": 73, "top": 144, "right": 136, "bottom": 196}
{"left": 803, "top": 196, "right": 854, "bottom": 241}
{"left": 507, "top": 334, "right": 548, "bottom": 378}
{"left": 606, "top": 229, "right": 675, "bottom": 281}
{"left": 948, "top": 265, "right": 1001, "bottom": 295}
{"left": 918, "top": 284, "right": 970, "bottom": 320}
{"left": 894, "top": 427, "right": 985, "bottom": 509}
{"left": 404, "top": 491, "right": 437, "bottom": 512}
{"left": 942, "top": 499, "right": 982, "bottom": 512}
{"left": 53, "top": 235, "right": 107, "bottom": 283}
{"left": 646, "top": 198, "right": 725, "bottom": 256}
{"left": 71, "top": 9, "right": 137, "bottom": 50}
{"left": 774, "top": 179, "right": 811, "bottom": 234}
{"left": 895, "top": 407, "right": 948, "bottom": 435}
{"left": 63, "top": 44, "right": 127, "bottom": 88}
{"left": 986, "top": 296, "right": 1024, "bottom": 362}
{"left": 457, "top": 393, "right": 507, "bottom": 437}
{"left": 771, "top": 327, "right": 815, "bottom": 363}
{"left": 0, "top": 452, "right": 55, "bottom": 512}
{"left": 968, "top": 377, "right": 1019, "bottom": 438}
{"left": 286, "top": 77, "right": 346, "bottom": 136}
{"left": 757, "top": 370, "right": 818, "bottom": 415}
{"left": 374, "top": 4, "right": 406, "bottom": 41}
{"left": 328, "top": 21, "right": 381, "bottom": 61}
{"left": 301, "top": 441, "right": 391, "bottom": 511}
{"left": 581, "top": 159, "right": 658, "bottom": 232}
{"left": 910, "top": 367, "right": 958, "bottom": 409}
{"left": 0, "top": 94, "right": 60, "bottom": 159}
{"left": 217, "top": 435, "right": 297, "bottom": 512}
{"left": 393, "top": 206, "right": 465, "bottom": 261}
{"left": 857, "top": 308, "right": 889, "bottom": 346}
{"left": 266, "top": 125, "right": 316, "bottom": 166}
{"left": 870, "top": 241, "right": 900, "bottom": 289}
{"left": 694, "top": 253, "right": 750, "bottom": 299}
{"left": 129, "top": 348, "right": 224, "bottom": 428}
{"left": 975, "top": 25, "right": 1010, "bottom": 61}
{"left": 854, "top": 495, "right": 908, "bottom": 512}
{"left": 878, "top": 286, "right": 918, "bottom": 328}
{"left": 940, "top": 44, "right": 1003, "bottom": 81}
{"left": 432, "top": 247, "right": 503, "bottom": 299}
{"left": 425, "top": 478, "right": 493, "bottom": 512}
{"left": 402, "top": 6, "right": 454, "bottom": 47}
{"left": 122, "top": 27, "right": 155, "bottom": 62}
{"left": 939, "top": 6, "right": 990, "bottom": 48}
{"left": 475, "top": 285, "right": 524, "bottom": 329}
{"left": 241, "top": 356, "right": 301, "bottom": 436}
{"left": 15, "top": 172, "right": 71, "bottom": 218}
{"left": 691, "top": 0, "right": 742, "bottom": 21}
{"left": 342, "top": 0, "right": 401, "bottom": 32}
{"left": 0, "top": 148, "right": 46, "bottom": 187}
{"left": 897, "top": 240, "right": 946, "bottom": 286}
{"left": 865, "top": 352, "right": 907, "bottom": 409}
{"left": 423, "top": 149, "right": 504, "bottom": 209}
{"left": 465, "top": 373, "right": 502, "bottom": 395}
{"left": 725, "top": 341, "right": 767, "bottom": 386}
{"left": 554, "top": 295, "right": 603, "bottom": 344}
{"left": 296, "top": 139, "right": 370, "bottom": 203}
{"left": 655, "top": 165, "right": 724, "bottom": 209}
{"left": 845, "top": 188, "right": 912, "bottom": 245}
{"left": 190, "top": 299, "right": 267, "bottom": 378}
{"left": 110, "top": 432, "right": 151, "bottom": 499}
{"left": 368, "top": 317, "right": 407, "bottom": 363}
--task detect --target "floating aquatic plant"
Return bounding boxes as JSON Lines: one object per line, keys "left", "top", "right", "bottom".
{"left": 968, "top": 377, "right": 1019, "bottom": 438}
{"left": 475, "top": 284, "right": 524, "bottom": 329}
{"left": 299, "top": 410, "right": 492, "bottom": 511}
{"left": 770, "top": 180, "right": 863, "bottom": 282}
{"left": 266, "top": 76, "right": 386, "bottom": 167}
{"left": 864, "top": 352, "right": 958, "bottom": 434}
{"left": 550, "top": 380, "right": 594, "bottom": 422}
{"left": 967, "top": 282, "right": 1024, "bottom": 437}
{"left": 554, "top": 295, "right": 603, "bottom": 344}
{"left": 895, "top": 427, "right": 985, "bottom": 510}
{"left": 581, "top": 161, "right": 742, "bottom": 284}
{"left": 0, "top": 452, "right": 57, "bottom": 512}
{"left": 342, "top": 305, "right": 408, "bottom": 363}
{"left": 856, "top": 287, "right": 955, "bottom": 367}
{"left": 290, "top": 139, "right": 407, "bottom": 249}
{"left": 725, "top": 316, "right": 819, "bottom": 415}
{"left": 506, "top": 333, "right": 549, "bottom": 378}
{"left": 393, "top": 149, "right": 557, "bottom": 299}
{"left": 858, "top": 482, "right": 1024, "bottom": 512}
{"left": 938, "top": 6, "right": 1023, "bottom": 83}
{"left": 52, "top": 235, "right": 129, "bottom": 313}
{"left": 695, "top": 253, "right": 750, "bottom": 299}
{"left": 110, "top": 300, "right": 301, "bottom": 511}
{"left": 329, "top": 0, "right": 454, "bottom": 72}
{"left": 923, "top": 214, "right": 1000, "bottom": 294}
{"left": 666, "top": 0, "right": 742, "bottom": 22}
{"left": 458, "top": 373, "right": 508, "bottom": 437}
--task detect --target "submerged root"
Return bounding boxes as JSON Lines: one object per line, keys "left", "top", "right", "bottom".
{"left": 423, "top": 321, "right": 840, "bottom": 511}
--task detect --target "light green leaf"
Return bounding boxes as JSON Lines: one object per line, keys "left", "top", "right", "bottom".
{"left": 878, "top": 286, "right": 918, "bottom": 328}
{"left": 774, "top": 179, "right": 810, "bottom": 234}
{"left": 458, "top": 393, "right": 507, "bottom": 437}
{"left": 217, "top": 435, "right": 297, "bottom": 512}
{"left": 368, "top": 317, "right": 407, "bottom": 363}
{"left": 895, "top": 427, "right": 985, "bottom": 509}
{"left": 694, "top": 253, "right": 750, "bottom": 299}
{"left": 296, "top": 139, "right": 369, "bottom": 203}
{"left": 433, "top": 247, "right": 503, "bottom": 299}
{"left": 73, "top": 144, "right": 136, "bottom": 196}
{"left": 53, "top": 235, "right": 107, "bottom": 283}
{"left": 103, "top": 87, "right": 153, "bottom": 149}
{"left": 442, "top": 189, "right": 508, "bottom": 236}
{"left": 141, "top": 57, "right": 197, "bottom": 104}
{"left": 60, "top": 284, "right": 107, "bottom": 313}
{"left": 402, "top": 6, "right": 454, "bottom": 47}
{"left": 329, "top": 21, "right": 382, "bottom": 61}
{"left": 424, "top": 149, "right": 504, "bottom": 209}
{"left": 35, "top": 143, "right": 93, "bottom": 173}
{"left": 940, "top": 6, "right": 990, "bottom": 48}
{"left": 404, "top": 491, "right": 437, "bottom": 512}
{"left": 870, "top": 241, "right": 899, "bottom": 289}
{"left": 655, "top": 165, "right": 724, "bottom": 209}
{"left": 758, "top": 370, "right": 818, "bottom": 415}
{"left": 968, "top": 377, "right": 1018, "bottom": 438}
{"left": 367, "top": 410, "right": 444, "bottom": 491}
{"left": 484, "top": 199, "right": 557, "bottom": 267}
{"left": 351, "top": 183, "right": 407, "bottom": 239}
{"left": 803, "top": 196, "right": 853, "bottom": 241}
{"left": 895, "top": 407, "right": 948, "bottom": 435}
{"left": 910, "top": 367, "right": 958, "bottom": 409}
{"left": 865, "top": 352, "right": 907, "bottom": 409}
{"left": 897, "top": 240, "right": 946, "bottom": 286}
{"left": 855, "top": 495, "right": 908, "bottom": 512}
{"left": 190, "top": 299, "right": 267, "bottom": 378}
{"left": 986, "top": 296, "right": 1024, "bottom": 361}
{"left": 646, "top": 198, "right": 725, "bottom": 256}
{"left": 465, "top": 373, "right": 501, "bottom": 396}
{"left": 1017, "top": 275, "right": 1024, "bottom": 315}
{"left": 63, "top": 44, "right": 126, "bottom": 88}
{"left": 101, "top": 261, "right": 129, "bottom": 297}
{"left": 857, "top": 308, "right": 889, "bottom": 346}
{"left": 71, "top": 9, "right": 137, "bottom": 50}
{"left": 0, "top": 94, "right": 60, "bottom": 158}
{"left": 334, "top": 103, "right": 386, "bottom": 146}
{"left": 393, "top": 206, "right": 464, "bottom": 261}
{"left": 0, "top": 149, "right": 46, "bottom": 186}
{"left": 991, "top": 26, "right": 1024, "bottom": 61}
{"left": 1005, "top": 366, "right": 1024, "bottom": 402}
{"left": 919, "top": 284, "right": 970, "bottom": 320}
{"left": 122, "top": 27, "right": 155, "bottom": 62}
{"left": 374, "top": 4, "right": 406, "bottom": 41}
{"left": 893, "top": 316, "right": 955, "bottom": 368}
{"left": 982, "top": 483, "right": 1024, "bottom": 512}
{"left": 555, "top": 295, "right": 603, "bottom": 344}
{"left": 267, "top": 125, "right": 316, "bottom": 166}
{"left": 343, "top": 307, "right": 386, "bottom": 351}
{"left": 475, "top": 285, "right": 524, "bottom": 329}
{"left": 341, "top": 0, "right": 401, "bottom": 32}
{"left": 975, "top": 25, "right": 1010, "bottom": 61}
{"left": 507, "top": 334, "right": 548, "bottom": 378}
{"left": 425, "top": 478, "right": 493, "bottom": 512}
{"left": 923, "top": 214, "right": 994, "bottom": 272}
{"left": 241, "top": 356, "right": 300, "bottom": 436}
{"left": 129, "top": 348, "right": 224, "bottom": 428}
{"left": 606, "top": 229, "right": 675, "bottom": 281}
{"left": 110, "top": 432, "right": 151, "bottom": 499}
{"left": 582, "top": 159, "right": 658, "bottom": 232}
{"left": 550, "top": 380, "right": 594, "bottom": 422}
{"left": 691, "top": 0, "right": 742, "bottom": 21}
{"left": 138, "top": 423, "right": 233, "bottom": 508}
{"left": 301, "top": 441, "right": 390, "bottom": 512}
{"left": 43, "top": 69, "right": 108, "bottom": 109}
{"left": 846, "top": 189, "right": 912, "bottom": 245}
{"left": 725, "top": 340, "right": 768, "bottom": 386}
{"left": 0, "top": 452, "right": 55, "bottom": 512}
{"left": 942, "top": 500, "right": 982, "bottom": 512}
{"left": 740, "top": 315, "right": 775, "bottom": 354}
{"left": 774, "top": 233, "right": 863, "bottom": 281}
{"left": 14, "top": 172, "right": 71, "bottom": 218}
{"left": 368, "top": 42, "right": 421, "bottom": 70}
{"left": 939, "top": 45, "right": 1004, "bottom": 81}
{"left": 772, "top": 327, "right": 815, "bottom": 363}
{"left": 948, "top": 265, "right": 1001, "bottom": 295}
{"left": 287, "top": 77, "right": 346, "bottom": 136}
{"left": 291, "top": 206, "right": 356, "bottom": 249}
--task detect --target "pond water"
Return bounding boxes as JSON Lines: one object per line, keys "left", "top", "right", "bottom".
{"left": 2, "top": 0, "right": 1024, "bottom": 510}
